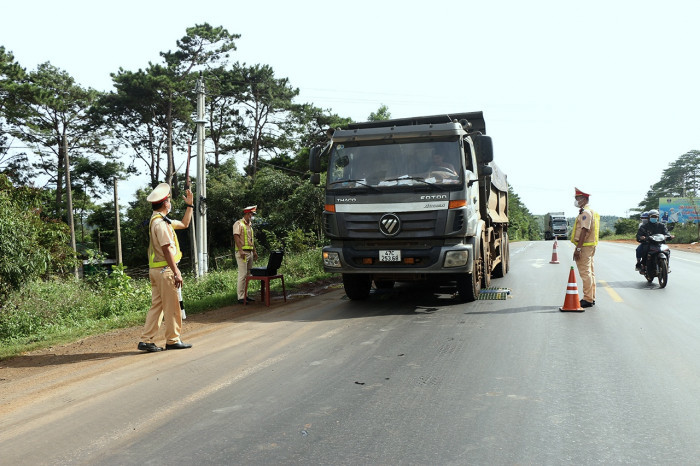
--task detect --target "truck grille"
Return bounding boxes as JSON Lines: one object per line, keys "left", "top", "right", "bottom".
{"left": 342, "top": 211, "right": 439, "bottom": 238}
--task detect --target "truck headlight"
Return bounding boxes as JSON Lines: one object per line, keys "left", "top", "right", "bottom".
{"left": 323, "top": 251, "right": 341, "bottom": 268}
{"left": 444, "top": 250, "right": 469, "bottom": 268}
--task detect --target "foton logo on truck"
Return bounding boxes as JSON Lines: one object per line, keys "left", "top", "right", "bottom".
{"left": 421, "top": 195, "right": 448, "bottom": 200}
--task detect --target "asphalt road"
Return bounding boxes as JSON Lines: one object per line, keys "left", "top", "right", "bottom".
{"left": 1, "top": 240, "right": 699, "bottom": 465}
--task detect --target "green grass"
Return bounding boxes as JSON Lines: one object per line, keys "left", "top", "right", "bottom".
{"left": 0, "top": 248, "right": 334, "bottom": 360}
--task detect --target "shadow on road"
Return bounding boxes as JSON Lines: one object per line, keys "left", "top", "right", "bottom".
{"left": 464, "top": 305, "right": 562, "bottom": 315}
{"left": 1, "top": 351, "right": 136, "bottom": 369}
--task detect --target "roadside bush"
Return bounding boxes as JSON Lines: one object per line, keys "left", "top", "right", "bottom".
{"left": 0, "top": 273, "right": 152, "bottom": 344}
{"left": 615, "top": 218, "right": 638, "bottom": 235}
{"left": 0, "top": 175, "right": 76, "bottom": 298}
{"left": 668, "top": 222, "right": 700, "bottom": 243}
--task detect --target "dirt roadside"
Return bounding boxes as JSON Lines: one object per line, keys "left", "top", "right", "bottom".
{"left": 606, "top": 238, "right": 700, "bottom": 253}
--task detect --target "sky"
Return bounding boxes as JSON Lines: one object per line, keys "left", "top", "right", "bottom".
{"left": 2, "top": 0, "right": 699, "bottom": 218}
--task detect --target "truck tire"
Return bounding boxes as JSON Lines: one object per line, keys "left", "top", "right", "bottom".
{"left": 456, "top": 259, "right": 481, "bottom": 303}
{"left": 343, "top": 274, "right": 372, "bottom": 300}
{"left": 481, "top": 234, "right": 491, "bottom": 288}
{"left": 493, "top": 232, "right": 509, "bottom": 278}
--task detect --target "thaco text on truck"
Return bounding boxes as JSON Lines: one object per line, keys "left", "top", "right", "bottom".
{"left": 309, "top": 112, "right": 509, "bottom": 302}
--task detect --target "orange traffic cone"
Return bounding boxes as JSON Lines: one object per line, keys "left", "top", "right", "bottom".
{"left": 549, "top": 238, "right": 560, "bottom": 264}
{"left": 560, "top": 266, "right": 584, "bottom": 312}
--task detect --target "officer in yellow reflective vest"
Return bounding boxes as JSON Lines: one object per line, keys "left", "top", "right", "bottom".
{"left": 137, "top": 183, "right": 194, "bottom": 352}
{"left": 233, "top": 205, "right": 258, "bottom": 303}
{"left": 570, "top": 187, "right": 599, "bottom": 308}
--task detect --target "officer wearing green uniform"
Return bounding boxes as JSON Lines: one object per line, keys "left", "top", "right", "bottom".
{"left": 137, "top": 183, "right": 194, "bottom": 352}
{"left": 571, "top": 187, "right": 599, "bottom": 308}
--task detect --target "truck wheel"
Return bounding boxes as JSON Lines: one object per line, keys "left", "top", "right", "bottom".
{"left": 343, "top": 274, "right": 372, "bottom": 300}
{"left": 493, "top": 232, "right": 509, "bottom": 278}
{"left": 456, "top": 260, "right": 481, "bottom": 303}
{"left": 481, "top": 236, "right": 491, "bottom": 288}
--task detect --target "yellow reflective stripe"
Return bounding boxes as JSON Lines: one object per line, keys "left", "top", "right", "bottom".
{"left": 235, "top": 220, "right": 254, "bottom": 251}
{"left": 570, "top": 208, "right": 600, "bottom": 246}
{"left": 148, "top": 214, "right": 182, "bottom": 268}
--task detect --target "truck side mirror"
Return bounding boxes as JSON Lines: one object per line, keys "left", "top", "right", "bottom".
{"left": 309, "top": 146, "right": 321, "bottom": 173}
{"left": 480, "top": 165, "right": 493, "bottom": 176}
{"left": 474, "top": 135, "right": 494, "bottom": 164}
{"left": 310, "top": 173, "right": 321, "bottom": 185}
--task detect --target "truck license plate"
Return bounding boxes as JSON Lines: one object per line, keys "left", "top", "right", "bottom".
{"left": 379, "top": 250, "right": 401, "bottom": 262}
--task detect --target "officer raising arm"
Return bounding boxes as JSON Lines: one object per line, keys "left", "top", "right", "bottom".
{"left": 137, "top": 183, "right": 194, "bottom": 353}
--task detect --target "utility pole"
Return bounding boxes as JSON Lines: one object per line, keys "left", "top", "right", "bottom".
{"left": 113, "top": 177, "right": 123, "bottom": 265}
{"left": 195, "top": 72, "right": 208, "bottom": 276}
{"left": 64, "top": 136, "right": 79, "bottom": 279}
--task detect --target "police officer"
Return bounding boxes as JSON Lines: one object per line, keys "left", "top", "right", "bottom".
{"left": 233, "top": 205, "right": 258, "bottom": 303}
{"left": 137, "top": 183, "right": 194, "bottom": 352}
{"left": 571, "top": 187, "right": 599, "bottom": 308}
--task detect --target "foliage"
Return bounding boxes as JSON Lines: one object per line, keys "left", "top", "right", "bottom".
{"left": 0, "top": 274, "right": 151, "bottom": 351}
{"left": 508, "top": 186, "right": 541, "bottom": 240}
{"left": 668, "top": 222, "right": 700, "bottom": 243}
{"left": 636, "top": 150, "right": 700, "bottom": 212}
{"left": 97, "top": 23, "right": 239, "bottom": 189}
{"left": 367, "top": 104, "right": 391, "bottom": 121}
{"left": 0, "top": 174, "right": 76, "bottom": 297}
{"left": 0, "top": 46, "right": 31, "bottom": 183}
{"left": 235, "top": 63, "right": 300, "bottom": 177}
{"left": 614, "top": 218, "right": 639, "bottom": 236}
{"left": 5, "top": 62, "right": 118, "bottom": 218}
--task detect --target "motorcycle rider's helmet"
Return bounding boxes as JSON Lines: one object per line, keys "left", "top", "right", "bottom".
{"left": 641, "top": 211, "right": 649, "bottom": 219}
{"left": 648, "top": 209, "right": 660, "bottom": 223}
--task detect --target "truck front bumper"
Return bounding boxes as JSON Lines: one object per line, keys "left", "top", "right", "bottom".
{"left": 322, "top": 243, "right": 474, "bottom": 275}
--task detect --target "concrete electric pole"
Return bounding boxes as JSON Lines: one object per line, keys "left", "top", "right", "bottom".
{"left": 195, "top": 72, "right": 208, "bottom": 276}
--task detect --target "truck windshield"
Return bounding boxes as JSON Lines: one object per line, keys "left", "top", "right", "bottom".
{"left": 327, "top": 140, "right": 465, "bottom": 190}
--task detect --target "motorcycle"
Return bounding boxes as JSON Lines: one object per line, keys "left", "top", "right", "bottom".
{"left": 640, "top": 233, "right": 671, "bottom": 288}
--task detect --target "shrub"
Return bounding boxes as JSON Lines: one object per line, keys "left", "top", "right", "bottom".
{"left": 614, "top": 218, "right": 639, "bottom": 235}
{"left": 668, "top": 222, "right": 700, "bottom": 243}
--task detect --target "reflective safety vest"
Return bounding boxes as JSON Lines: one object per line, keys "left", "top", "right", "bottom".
{"left": 148, "top": 213, "right": 182, "bottom": 268}
{"left": 235, "top": 220, "right": 254, "bottom": 252}
{"left": 570, "top": 207, "right": 600, "bottom": 247}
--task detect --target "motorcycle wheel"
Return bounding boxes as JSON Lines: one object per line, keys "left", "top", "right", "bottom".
{"left": 645, "top": 267, "right": 654, "bottom": 284}
{"left": 657, "top": 258, "right": 668, "bottom": 288}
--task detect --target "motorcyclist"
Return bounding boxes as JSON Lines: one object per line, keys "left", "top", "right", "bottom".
{"left": 635, "top": 209, "right": 673, "bottom": 271}
{"left": 634, "top": 212, "right": 649, "bottom": 269}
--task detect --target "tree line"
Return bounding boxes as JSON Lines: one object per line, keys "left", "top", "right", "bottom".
{"left": 0, "top": 23, "right": 543, "bottom": 298}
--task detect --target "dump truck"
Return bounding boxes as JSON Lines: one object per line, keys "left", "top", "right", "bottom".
{"left": 544, "top": 211, "right": 568, "bottom": 240}
{"left": 309, "top": 111, "right": 509, "bottom": 302}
